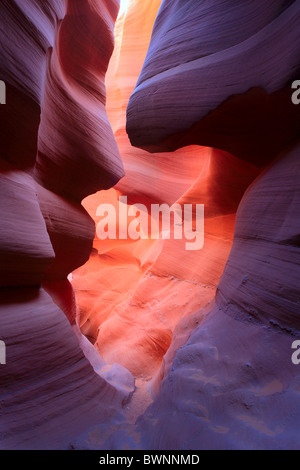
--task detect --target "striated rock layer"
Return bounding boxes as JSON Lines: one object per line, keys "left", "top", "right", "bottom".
{"left": 131, "top": 143, "right": 300, "bottom": 450}
{"left": 73, "top": 0, "right": 259, "bottom": 380}
{"left": 127, "top": 0, "right": 300, "bottom": 165}
{"left": 0, "top": 0, "right": 130, "bottom": 450}
{"left": 120, "top": 0, "right": 300, "bottom": 450}
{"left": 1, "top": 0, "right": 299, "bottom": 451}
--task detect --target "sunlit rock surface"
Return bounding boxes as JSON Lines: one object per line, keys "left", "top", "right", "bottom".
{"left": 73, "top": 0, "right": 259, "bottom": 380}
{"left": 127, "top": 0, "right": 300, "bottom": 165}
{"left": 120, "top": 0, "right": 300, "bottom": 450}
{"left": 1, "top": 0, "right": 299, "bottom": 451}
{"left": 130, "top": 144, "right": 300, "bottom": 451}
{"left": 0, "top": 0, "right": 129, "bottom": 450}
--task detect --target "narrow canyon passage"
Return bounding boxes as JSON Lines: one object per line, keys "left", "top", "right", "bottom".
{"left": 71, "top": 0, "right": 258, "bottom": 413}
{"left": 0, "top": 0, "right": 299, "bottom": 451}
{"left": 71, "top": 0, "right": 300, "bottom": 449}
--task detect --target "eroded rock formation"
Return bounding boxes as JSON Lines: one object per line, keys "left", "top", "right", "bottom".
{"left": 121, "top": 0, "right": 300, "bottom": 450}
{"left": 127, "top": 0, "right": 300, "bottom": 165}
{"left": 0, "top": 0, "right": 129, "bottom": 450}
{"left": 1, "top": 0, "right": 299, "bottom": 451}
{"left": 73, "top": 0, "right": 260, "bottom": 382}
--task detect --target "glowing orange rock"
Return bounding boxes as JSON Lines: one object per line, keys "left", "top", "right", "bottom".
{"left": 73, "top": 0, "right": 259, "bottom": 380}
{"left": 0, "top": 0, "right": 128, "bottom": 450}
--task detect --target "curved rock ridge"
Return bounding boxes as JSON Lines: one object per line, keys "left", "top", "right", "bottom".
{"left": 36, "top": 183, "right": 95, "bottom": 281}
{"left": 127, "top": 0, "right": 300, "bottom": 165}
{"left": 1, "top": 0, "right": 299, "bottom": 451}
{"left": 111, "top": 0, "right": 300, "bottom": 451}
{"left": 34, "top": 0, "right": 124, "bottom": 201}
{"left": 0, "top": 0, "right": 131, "bottom": 450}
{"left": 137, "top": 144, "right": 300, "bottom": 449}
{"left": 74, "top": 137, "right": 300, "bottom": 452}
{"left": 0, "top": 0, "right": 66, "bottom": 169}
{"left": 73, "top": 0, "right": 260, "bottom": 380}
{"left": 0, "top": 288, "right": 124, "bottom": 450}
{"left": 131, "top": 143, "right": 300, "bottom": 450}
{"left": 0, "top": 159, "right": 54, "bottom": 287}
{"left": 216, "top": 142, "right": 300, "bottom": 332}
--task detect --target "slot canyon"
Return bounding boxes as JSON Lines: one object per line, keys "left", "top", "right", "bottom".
{"left": 0, "top": 0, "right": 299, "bottom": 450}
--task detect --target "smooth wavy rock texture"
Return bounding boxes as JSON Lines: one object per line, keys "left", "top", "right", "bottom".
{"left": 73, "top": 0, "right": 260, "bottom": 383}
{"left": 1, "top": 0, "right": 299, "bottom": 451}
{"left": 127, "top": 0, "right": 300, "bottom": 165}
{"left": 0, "top": 288, "right": 124, "bottom": 450}
{"left": 118, "top": 0, "right": 300, "bottom": 450}
{"left": 128, "top": 143, "right": 300, "bottom": 451}
{"left": 0, "top": 0, "right": 130, "bottom": 450}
